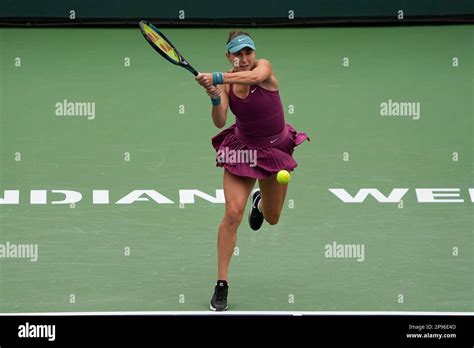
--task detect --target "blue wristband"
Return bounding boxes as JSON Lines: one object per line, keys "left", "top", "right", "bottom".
{"left": 212, "top": 72, "right": 224, "bottom": 85}
{"left": 211, "top": 96, "right": 221, "bottom": 106}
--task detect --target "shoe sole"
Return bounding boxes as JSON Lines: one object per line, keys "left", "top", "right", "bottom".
{"left": 248, "top": 188, "right": 262, "bottom": 231}
{"left": 249, "top": 188, "right": 260, "bottom": 206}
{"left": 210, "top": 304, "right": 228, "bottom": 311}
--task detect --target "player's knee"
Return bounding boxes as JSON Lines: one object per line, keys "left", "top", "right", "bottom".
{"left": 224, "top": 207, "right": 244, "bottom": 226}
{"left": 265, "top": 213, "right": 280, "bottom": 225}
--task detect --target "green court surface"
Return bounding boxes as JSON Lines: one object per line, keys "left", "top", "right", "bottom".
{"left": 0, "top": 25, "right": 472, "bottom": 312}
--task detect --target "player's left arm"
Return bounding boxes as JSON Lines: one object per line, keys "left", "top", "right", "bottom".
{"left": 223, "top": 59, "right": 272, "bottom": 85}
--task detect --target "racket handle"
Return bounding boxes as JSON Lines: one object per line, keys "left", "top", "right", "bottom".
{"left": 186, "top": 65, "right": 199, "bottom": 76}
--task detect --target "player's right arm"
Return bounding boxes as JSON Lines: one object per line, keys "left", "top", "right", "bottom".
{"left": 206, "top": 84, "right": 229, "bottom": 129}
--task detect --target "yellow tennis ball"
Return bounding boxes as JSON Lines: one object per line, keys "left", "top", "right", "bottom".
{"left": 277, "top": 170, "right": 291, "bottom": 184}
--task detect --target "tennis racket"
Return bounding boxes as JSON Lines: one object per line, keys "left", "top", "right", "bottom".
{"left": 139, "top": 20, "right": 199, "bottom": 76}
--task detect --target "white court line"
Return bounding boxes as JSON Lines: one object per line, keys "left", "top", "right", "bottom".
{"left": 0, "top": 311, "right": 472, "bottom": 316}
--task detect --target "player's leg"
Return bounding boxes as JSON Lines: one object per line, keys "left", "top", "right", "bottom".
{"left": 257, "top": 174, "right": 288, "bottom": 225}
{"left": 217, "top": 169, "right": 256, "bottom": 280}
{"left": 211, "top": 169, "right": 255, "bottom": 311}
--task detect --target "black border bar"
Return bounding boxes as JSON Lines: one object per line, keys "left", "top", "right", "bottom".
{"left": 0, "top": 314, "right": 472, "bottom": 345}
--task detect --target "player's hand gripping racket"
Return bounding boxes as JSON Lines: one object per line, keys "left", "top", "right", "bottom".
{"left": 139, "top": 20, "right": 199, "bottom": 76}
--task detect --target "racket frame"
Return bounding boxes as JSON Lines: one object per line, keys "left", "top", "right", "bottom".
{"left": 139, "top": 20, "right": 199, "bottom": 76}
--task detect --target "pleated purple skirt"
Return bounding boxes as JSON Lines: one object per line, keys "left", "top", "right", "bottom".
{"left": 211, "top": 123, "right": 309, "bottom": 179}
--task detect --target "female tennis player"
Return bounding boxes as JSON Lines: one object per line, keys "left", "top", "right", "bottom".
{"left": 196, "top": 31, "right": 309, "bottom": 311}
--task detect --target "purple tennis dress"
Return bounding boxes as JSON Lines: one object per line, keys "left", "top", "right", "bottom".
{"left": 211, "top": 84, "right": 309, "bottom": 179}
